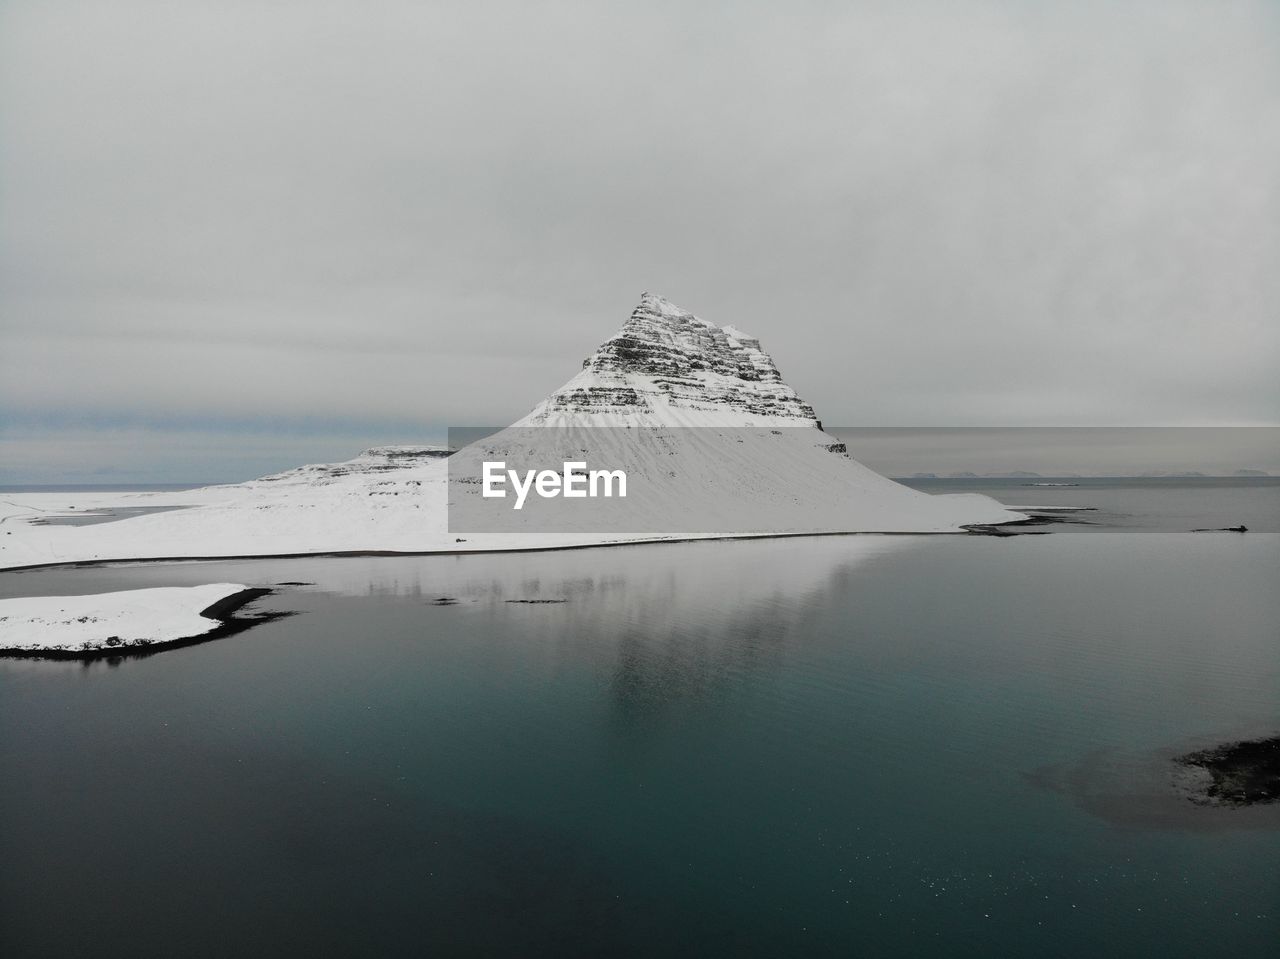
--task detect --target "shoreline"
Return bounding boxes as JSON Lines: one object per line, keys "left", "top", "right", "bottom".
{"left": 0, "top": 527, "right": 999, "bottom": 575}
{"left": 0, "top": 586, "right": 277, "bottom": 661}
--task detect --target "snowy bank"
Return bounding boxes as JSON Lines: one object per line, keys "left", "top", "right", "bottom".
{"left": 0, "top": 584, "right": 267, "bottom": 656}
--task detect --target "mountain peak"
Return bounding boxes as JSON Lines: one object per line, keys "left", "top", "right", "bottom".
{"left": 636, "top": 291, "right": 689, "bottom": 317}
{"left": 517, "top": 294, "right": 818, "bottom": 427}
{"left": 633, "top": 292, "right": 753, "bottom": 339}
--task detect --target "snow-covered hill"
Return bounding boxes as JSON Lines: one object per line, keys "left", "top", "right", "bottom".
{"left": 0, "top": 294, "right": 1021, "bottom": 570}
{"left": 251, "top": 445, "right": 452, "bottom": 486}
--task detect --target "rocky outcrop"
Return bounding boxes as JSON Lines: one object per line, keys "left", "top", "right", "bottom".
{"left": 1176, "top": 736, "right": 1280, "bottom": 806}
{"left": 251, "top": 445, "right": 453, "bottom": 486}
{"left": 520, "top": 293, "right": 819, "bottom": 426}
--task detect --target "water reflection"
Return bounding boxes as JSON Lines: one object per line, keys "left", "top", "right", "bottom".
{"left": 4, "top": 534, "right": 1278, "bottom": 959}
{"left": 0, "top": 537, "right": 906, "bottom": 692}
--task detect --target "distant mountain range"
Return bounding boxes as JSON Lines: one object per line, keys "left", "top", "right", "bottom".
{"left": 897, "top": 469, "right": 1271, "bottom": 479}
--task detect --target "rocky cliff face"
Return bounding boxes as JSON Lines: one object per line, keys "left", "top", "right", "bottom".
{"left": 518, "top": 293, "right": 820, "bottom": 427}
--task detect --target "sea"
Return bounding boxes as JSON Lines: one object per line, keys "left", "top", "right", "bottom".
{"left": 1, "top": 478, "right": 1276, "bottom": 957}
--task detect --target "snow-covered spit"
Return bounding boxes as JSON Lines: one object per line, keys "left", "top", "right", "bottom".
{"left": 0, "top": 293, "right": 1022, "bottom": 572}
{"left": 0, "top": 584, "right": 257, "bottom": 655}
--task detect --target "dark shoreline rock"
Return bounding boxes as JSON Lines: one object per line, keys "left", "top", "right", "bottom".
{"left": 964, "top": 509, "right": 1102, "bottom": 536}
{"left": 963, "top": 520, "right": 1054, "bottom": 537}
{"left": 1175, "top": 737, "right": 1280, "bottom": 806}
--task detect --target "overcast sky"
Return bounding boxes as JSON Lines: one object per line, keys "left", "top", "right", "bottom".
{"left": 2, "top": 1, "right": 1277, "bottom": 482}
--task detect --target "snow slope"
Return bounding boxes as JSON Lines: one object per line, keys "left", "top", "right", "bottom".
{"left": 0, "top": 294, "right": 1022, "bottom": 570}
{"left": 454, "top": 293, "right": 1021, "bottom": 535}
{"left": 0, "top": 584, "right": 251, "bottom": 654}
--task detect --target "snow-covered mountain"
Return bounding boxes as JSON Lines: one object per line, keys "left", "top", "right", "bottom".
{"left": 452, "top": 294, "right": 1019, "bottom": 537}
{"left": 0, "top": 294, "right": 1021, "bottom": 570}
{"left": 519, "top": 292, "right": 818, "bottom": 427}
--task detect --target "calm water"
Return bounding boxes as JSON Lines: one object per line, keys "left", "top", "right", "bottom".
{"left": 901, "top": 476, "right": 1280, "bottom": 532}
{"left": 1, "top": 531, "right": 1277, "bottom": 958}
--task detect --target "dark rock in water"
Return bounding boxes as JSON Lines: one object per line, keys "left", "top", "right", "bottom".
{"left": 964, "top": 513, "right": 1063, "bottom": 536}
{"left": 1191, "top": 525, "right": 1248, "bottom": 533}
{"left": 430, "top": 597, "right": 459, "bottom": 606}
{"left": 275, "top": 581, "right": 315, "bottom": 586}
{"left": 1175, "top": 737, "right": 1280, "bottom": 806}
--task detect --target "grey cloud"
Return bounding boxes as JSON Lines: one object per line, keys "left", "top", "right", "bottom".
{"left": 2, "top": 0, "right": 1277, "bottom": 481}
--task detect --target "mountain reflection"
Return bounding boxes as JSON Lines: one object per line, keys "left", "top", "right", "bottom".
{"left": 0, "top": 537, "right": 906, "bottom": 677}
{"left": 296, "top": 537, "right": 905, "bottom": 721}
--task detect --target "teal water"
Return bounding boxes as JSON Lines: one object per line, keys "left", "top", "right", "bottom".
{"left": 900, "top": 476, "right": 1280, "bottom": 532}
{"left": 1, "top": 534, "right": 1277, "bottom": 957}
